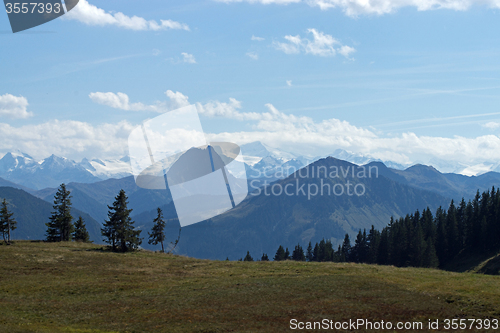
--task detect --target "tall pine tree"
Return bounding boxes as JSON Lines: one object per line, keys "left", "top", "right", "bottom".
{"left": 148, "top": 208, "right": 166, "bottom": 252}
{"left": 102, "top": 189, "right": 142, "bottom": 252}
{"left": 0, "top": 198, "right": 16, "bottom": 245}
{"left": 46, "top": 184, "right": 73, "bottom": 242}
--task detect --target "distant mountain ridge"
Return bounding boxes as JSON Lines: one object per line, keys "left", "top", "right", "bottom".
{"left": 0, "top": 151, "right": 133, "bottom": 190}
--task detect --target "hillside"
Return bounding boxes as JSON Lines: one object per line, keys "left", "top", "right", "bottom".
{"left": 0, "top": 242, "right": 499, "bottom": 332}
{"left": 0, "top": 187, "right": 102, "bottom": 242}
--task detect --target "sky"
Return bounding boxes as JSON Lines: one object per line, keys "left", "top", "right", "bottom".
{"left": 1, "top": 0, "right": 500, "bottom": 173}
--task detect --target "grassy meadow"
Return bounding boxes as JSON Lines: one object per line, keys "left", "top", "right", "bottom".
{"left": 1, "top": 241, "right": 499, "bottom": 332}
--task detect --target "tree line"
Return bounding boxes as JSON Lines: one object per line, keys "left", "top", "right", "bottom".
{"left": 243, "top": 187, "right": 500, "bottom": 269}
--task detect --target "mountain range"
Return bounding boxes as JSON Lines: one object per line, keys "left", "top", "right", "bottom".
{"left": 2, "top": 142, "right": 499, "bottom": 191}
{"left": 3, "top": 144, "right": 500, "bottom": 259}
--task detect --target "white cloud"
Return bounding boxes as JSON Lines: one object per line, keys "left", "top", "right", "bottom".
{"left": 195, "top": 99, "right": 266, "bottom": 121}
{"left": 8, "top": 90, "right": 500, "bottom": 171}
{"left": 208, "top": 104, "right": 500, "bottom": 169}
{"left": 89, "top": 90, "right": 191, "bottom": 112}
{"left": 165, "top": 90, "right": 191, "bottom": 109}
{"left": 274, "top": 29, "right": 355, "bottom": 58}
{"left": 0, "top": 120, "right": 134, "bottom": 160}
{"left": 215, "top": 0, "right": 500, "bottom": 16}
{"left": 483, "top": 122, "right": 500, "bottom": 129}
{"left": 153, "top": 49, "right": 161, "bottom": 56}
{"left": 246, "top": 52, "right": 259, "bottom": 60}
{"left": 286, "top": 80, "right": 292, "bottom": 86}
{"left": 181, "top": 53, "right": 197, "bottom": 64}
{"left": 251, "top": 35, "right": 265, "bottom": 41}
{"left": 89, "top": 92, "right": 160, "bottom": 112}
{"left": 0, "top": 94, "right": 33, "bottom": 119}
{"left": 65, "top": 0, "right": 190, "bottom": 31}
{"left": 337, "top": 45, "right": 356, "bottom": 59}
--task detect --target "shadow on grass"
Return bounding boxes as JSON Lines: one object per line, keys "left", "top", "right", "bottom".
{"left": 442, "top": 249, "right": 500, "bottom": 275}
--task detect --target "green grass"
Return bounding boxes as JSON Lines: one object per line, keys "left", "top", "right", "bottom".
{"left": 1, "top": 242, "right": 499, "bottom": 332}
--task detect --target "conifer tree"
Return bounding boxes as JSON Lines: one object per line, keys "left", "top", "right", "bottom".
{"left": 306, "top": 241, "right": 313, "bottom": 262}
{"left": 0, "top": 199, "right": 16, "bottom": 245}
{"left": 422, "top": 237, "right": 439, "bottom": 268}
{"left": 341, "top": 234, "right": 351, "bottom": 262}
{"left": 73, "top": 216, "right": 90, "bottom": 242}
{"left": 274, "top": 245, "right": 285, "bottom": 261}
{"left": 102, "top": 189, "right": 142, "bottom": 252}
{"left": 46, "top": 184, "right": 73, "bottom": 242}
{"left": 367, "top": 225, "right": 380, "bottom": 264}
{"left": 148, "top": 208, "right": 166, "bottom": 252}
{"left": 377, "top": 228, "right": 389, "bottom": 265}
{"left": 261, "top": 253, "right": 269, "bottom": 261}
{"left": 292, "top": 244, "right": 305, "bottom": 261}
{"left": 313, "top": 243, "right": 320, "bottom": 262}
{"left": 243, "top": 251, "right": 254, "bottom": 261}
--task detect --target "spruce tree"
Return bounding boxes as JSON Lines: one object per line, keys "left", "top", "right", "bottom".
{"left": 313, "top": 243, "right": 319, "bottom": 261}
{"left": 46, "top": 184, "right": 73, "bottom": 242}
{"left": 102, "top": 189, "right": 142, "bottom": 252}
{"left": 243, "top": 251, "right": 254, "bottom": 261}
{"left": 367, "top": 225, "right": 380, "bottom": 264}
{"left": 422, "top": 237, "right": 439, "bottom": 268}
{"left": 341, "top": 234, "right": 351, "bottom": 262}
{"left": 73, "top": 216, "right": 90, "bottom": 242}
{"left": 292, "top": 244, "right": 305, "bottom": 261}
{"left": 0, "top": 199, "right": 16, "bottom": 245}
{"left": 261, "top": 253, "right": 269, "bottom": 261}
{"left": 274, "top": 245, "right": 285, "bottom": 261}
{"left": 306, "top": 241, "right": 313, "bottom": 262}
{"left": 148, "top": 208, "right": 166, "bottom": 252}
{"left": 284, "top": 247, "right": 290, "bottom": 260}
{"left": 377, "top": 228, "right": 389, "bottom": 265}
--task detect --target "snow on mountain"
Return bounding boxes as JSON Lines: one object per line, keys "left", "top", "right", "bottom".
{"left": 329, "top": 149, "right": 407, "bottom": 170}
{"left": 83, "top": 158, "right": 133, "bottom": 179}
{"left": 0, "top": 151, "right": 38, "bottom": 174}
{"left": 240, "top": 141, "right": 299, "bottom": 166}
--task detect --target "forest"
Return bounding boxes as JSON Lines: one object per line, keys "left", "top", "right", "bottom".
{"left": 255, "top": 187, "right": 500, "bottom": 269}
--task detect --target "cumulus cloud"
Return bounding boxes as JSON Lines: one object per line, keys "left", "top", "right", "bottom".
{"left": 483, "top": 122, "right": 500, "bottom": 129}
{"left": 89, "top": 92, "right": 160, "bottom": 112}
{"left": 274, "top": 29, "right": 355, "bottom": 58}
{"left": 216, "top": 0, "right": 500, "bottom": 16}
{"left": 65, "top": 0, "right": 190, "bottom": 31}
{"left": 0, "top": 94, "right": 33, "bottom": 119}
{"left": 207, "top": 104, "right": 500, "bottom": 169}
{"left": 182, "top": 53, "right": 197, "bottom": 64}
{"left": 0, "top": 120, "right": 134, "bottom": 160}
{"left": 6, "top": 89, "right": 500, "bottom": 173}
{"left": 89, "top": 90, "right": 191, "bottom": 112}
{"left": 86, "top": 90, "right": 500, "bottom": 171}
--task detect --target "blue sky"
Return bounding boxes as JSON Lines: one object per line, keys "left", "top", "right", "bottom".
{"left": 1, "top": 0, "right": 500, "bottom": 173}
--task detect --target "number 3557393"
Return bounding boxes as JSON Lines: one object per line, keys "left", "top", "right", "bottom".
{"left": 5, "top": 3, "right": 61, "bottom": 14}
